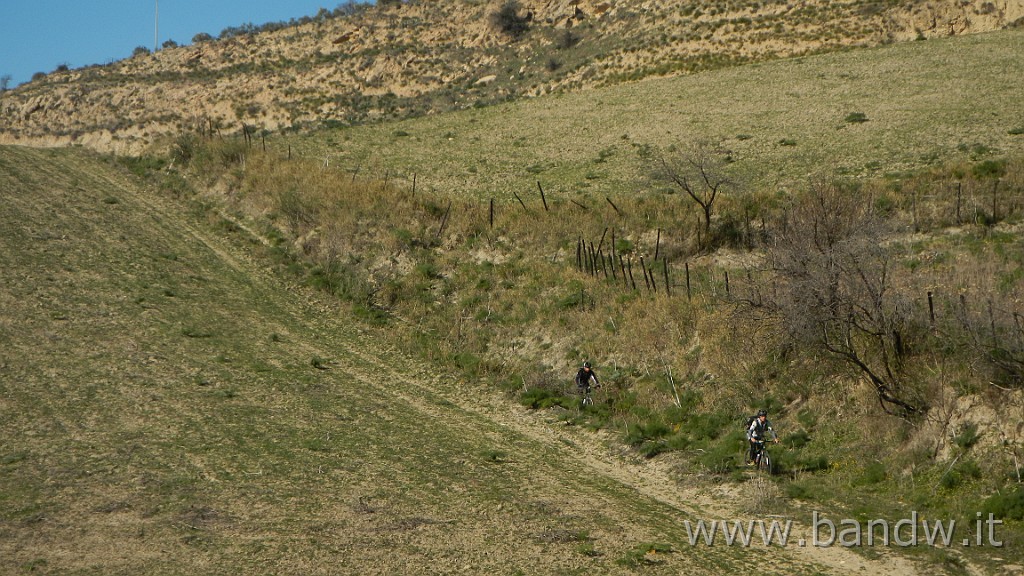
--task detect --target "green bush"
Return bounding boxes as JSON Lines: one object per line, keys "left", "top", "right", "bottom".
{"left": 624, "top": 421, "right": 672, "bottom": 446}
{"left": 845, "top": 111, "right": 869, "bottom": 123}
{"left": 492, "top": 0, "right": 531, "bottom": 39}
{"left": 857, "top": 461, "right": 888, "bottom": 486}
{"left": 972, "top": 158, "right": 1007, "bottom": 179}
{"left": 520, "top": 386, "right": 571, "bottom": 410}
{"left": 698, "top": 435, "right": 743, "bottom": 474}
{"left": 982, "top": 486, "right": 1024, "bottom": 520}
{"left": 952, "top": 422, "right": 981, "bottom": 450}
{"left": 940, "top": 460, "right": 983, "bottom": 490}
{"left": 786, "top": 429, "right": 811, "bottom": 449}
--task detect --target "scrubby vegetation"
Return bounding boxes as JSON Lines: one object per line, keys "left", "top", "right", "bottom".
{"left": 155, "top": 129, "right": 1024, "bottom": 568}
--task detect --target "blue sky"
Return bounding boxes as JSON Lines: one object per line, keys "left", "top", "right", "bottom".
{"left": 1, "top": 1, "right": 359, "bottom": 88}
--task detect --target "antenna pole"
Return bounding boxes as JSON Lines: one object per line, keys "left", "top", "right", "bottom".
{"left": 154, "top": 0, "right": 159, "bottom": 52}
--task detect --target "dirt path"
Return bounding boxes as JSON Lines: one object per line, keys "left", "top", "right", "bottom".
{"left": 0, "top": 145, "right": 954, "bottom": 574}
{"left": 126, "top": 151, "right": 934, "bottom": 575}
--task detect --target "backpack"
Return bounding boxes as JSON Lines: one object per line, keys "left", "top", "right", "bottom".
{"left": 744, "top": 414, "right": 757, "bottom": 430}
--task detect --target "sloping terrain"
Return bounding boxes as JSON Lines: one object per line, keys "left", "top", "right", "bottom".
{"left": 0, "top": 145, "right": 941, "bottom": 573}
{"left": 284, "top": 27, "right": 1024, "bottom": 198}
{"left": 0, "top": 143, "right": 847, "bottom": 569}
{"left": 1, "top": 0, "right": 1022, "bottom": 151}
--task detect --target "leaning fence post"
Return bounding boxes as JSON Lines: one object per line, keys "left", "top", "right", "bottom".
{"left": 596, "top": 227, "right": 608, "bottom": 254}
{"left": 537, "top": 181, "right": 549, "bottom": 212}
{"left": 589, "top": 242, "right": 598, "bottom": 277}
{"left": 435, "top": 201, "right": 452, "bottom": 241}
{"left": 606, "top": 197, "right": 621, "bottom": 215}
{"left": 513, "top": 190, "right": 528, "bottom": 211}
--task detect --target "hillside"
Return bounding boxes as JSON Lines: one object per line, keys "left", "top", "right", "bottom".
{"left": 0, "top": 143, "right": 937, "bottom": 575}
{"left": 4, "top": 1, "right": 1024, "bottom": 573}
{"left": 1, "top": 0, "right": 1023, "bottom": 152}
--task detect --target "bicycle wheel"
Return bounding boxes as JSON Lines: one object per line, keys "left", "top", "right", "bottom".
{"left": 758, "top": 450, "right": 772, "bottom": 474}
{"left": 581, "top": 394, "right": 593, "bottom": 407}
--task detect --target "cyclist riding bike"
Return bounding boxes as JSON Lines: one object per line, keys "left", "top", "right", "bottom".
{"left": 746, "top": 409, "right": 778, "bottom": 466}
{"left": 574, "top": 361, "right": 600, "bottom": 395}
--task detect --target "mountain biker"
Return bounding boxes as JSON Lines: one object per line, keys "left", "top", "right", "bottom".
{"left": 574, "top": 361, "right": 600, "bottom": 393}
{"left": 746, "top": 409, "right": 778, "bottom": 465}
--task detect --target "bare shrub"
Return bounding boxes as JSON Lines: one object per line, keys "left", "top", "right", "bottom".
{"left": 765, "top": 178, "right": 924, "bottom": 417}
{"left": 651, "top": 142, "right": 739, "bottom": 243}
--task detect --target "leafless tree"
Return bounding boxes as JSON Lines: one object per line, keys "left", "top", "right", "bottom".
{"left": 766, "top": 178, "right": 923, "bottom": 417}
{"left": 653, "top": 142, "right": 736, "bottom": 238}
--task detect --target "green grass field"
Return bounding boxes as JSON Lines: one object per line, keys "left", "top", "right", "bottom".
{"left": 280, "top": 28, "right": 1024, "bottom": 202}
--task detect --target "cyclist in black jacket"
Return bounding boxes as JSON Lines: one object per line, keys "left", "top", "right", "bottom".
{"left": 574, "top": 361, "right": 599, "bottom": 392}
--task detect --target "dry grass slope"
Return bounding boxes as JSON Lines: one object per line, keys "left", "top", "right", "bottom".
{"left": 0, "top": 144, "right": 865, "bottom": 574}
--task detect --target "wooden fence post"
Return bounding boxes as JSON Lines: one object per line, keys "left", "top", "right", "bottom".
{"left": 513, "top": 190, "right": 528, "bottom": 211}
{"left": 993, "top": 179, "right": 1001, "bottom": 222}
{"left": 928, "top": 291, "right": 935, "bottom": 326}
{"left": 596, "top": 227, "right": 608, "bottom": 254}
{"left": 537, "top": 181, "right": 548, "bottom": 211}
{"left": 490, "top": 198, "right": 494, "bottom": 229}
{"left": 685, "top": 262, "right": 692, "bottom": 302}
{"left": 955, "top": 182, "right": 962, "bottom": 225}
{"left": 654, "top": 228, "right": 661, "bottom": 261}
{"left": 589, "top": 242, "right": 597, "bottom": 277}
{"left": 640, "top": 256, "right": 654, "bottom": 292}
{"left": 627, "top": 258, "right": 637, "bottom": 290}
{"left": 435, "top": 201, "right": 452, "bottom": 241}
{"left": 606, "top": 197, "right": 621, "bottom": 215}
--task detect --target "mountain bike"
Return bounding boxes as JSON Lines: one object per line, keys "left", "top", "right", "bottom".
{"left": 751, "top": 440, "right": 776, "bottom": 474}
{"left": 579, "top": 384, "right": 599, "bottom": 407}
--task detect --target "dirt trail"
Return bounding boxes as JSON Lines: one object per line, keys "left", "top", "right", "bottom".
{"left": 144, "top": 160, "right": 933, "bottom": 575}
{"left": 2, "top": 145, "right": 951, "bottom": 574}
{"left": 323, "top": 333, "right": 931, "bottom": 575}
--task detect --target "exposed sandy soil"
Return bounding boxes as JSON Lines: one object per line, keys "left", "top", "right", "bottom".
{"left": 1, "top": 0, "right": 1021, "bottom": 152}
